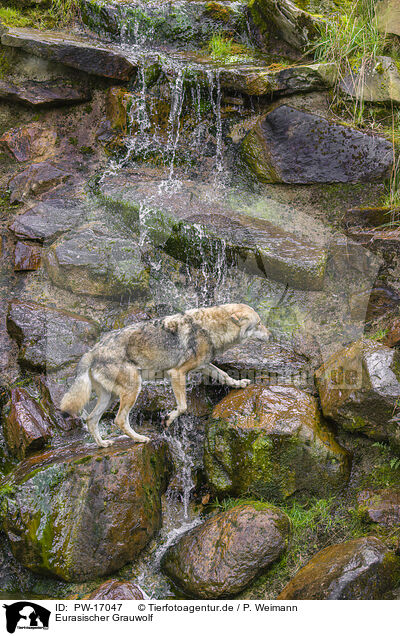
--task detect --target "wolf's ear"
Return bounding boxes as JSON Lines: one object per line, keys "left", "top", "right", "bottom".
{"left": 231, "top": 313, "right": 246, "bottom": 326}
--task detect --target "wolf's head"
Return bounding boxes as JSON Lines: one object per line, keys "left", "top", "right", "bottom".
{"left": 229, "top": 304, "right": 270, "bottom": 342}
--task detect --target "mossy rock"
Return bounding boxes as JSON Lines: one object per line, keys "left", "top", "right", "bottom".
{"left": 1, "top": 438, "right": 170, "bottom": 582}
{"left": 162, "top": 502, "right": 291, "bottom": 598}
{"left": 204, "top": 385, "right": 351, "bottom": 501}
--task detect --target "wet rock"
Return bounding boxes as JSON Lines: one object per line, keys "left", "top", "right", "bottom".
{"left": 6, "top": 299, "right": 99, "bottom": 371}
{"left": 14, "top": 242, "right": 41, "bottom": 271}
{"left": 213, "top": 339, "right": 311, "bottom": 385}
{"left": 2, "top": 438, "right": 170, "bottom": 581}
{"left": 9, "top": 199, "right": 88, "bottom": 243}
{"left": 0, "top": 123, "right": 57, "bottom": 162}
{"left": 204, "top": 385, "right": 350, "bottom": 500}
{"left": 87, "top": 580, "right": 145, "bottom": 600}
{"left": 218, "top": 62, "right": 336, "bottom": 96}
{"left": 345, "top": 206, "right": 396, "bottom": 228}
{"left": 80, "top": 0, "right": 246, "bottom": 48}
{"left": 44, "top": 222, "right": 150, "bottom": 298}
{"left": 248, "top": 0, "right": 323, "bottom": 52}
{"left": 162, "top": 503, "right": 290, "bottom": 598}
{"left": 4, "top": 387, "right": 53, "bottom": 459}
{"left": 376, "top": 0, "right": 400, "bottom": 37}
{"left": 241, "top": 105, "right": 393, "bottom": 184}
{"left": 1, "top": 27, "right": 136, "bottom": 80}
{"left": 8, "top": 162, "right": 71, "bottom": 204}
{"left": 106, "top": 87, "right": 132, "bottom": 132}
{"left": 278, "top": 537, "right": 400, "bottom": 599}
{"left": 0, "top": 78, "right": 91, "bottom": 107}
{"left": 315, "top": 339, "right": 400, "bottom": 449}
{"left": 340, "top": 56, "right": 400, "bottom": 105}
{"left": 101, "top": 180, "right": 328, "bottom": 291}
{"left": 357, "top": 489, "right": 400, "bottom": 528}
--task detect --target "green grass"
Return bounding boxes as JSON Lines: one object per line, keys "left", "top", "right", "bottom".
{"left": 0, "top": 0, "right": 80, "bottom": 30}
{"left": 207, "top": 33, "right": 254, "bottom": 63}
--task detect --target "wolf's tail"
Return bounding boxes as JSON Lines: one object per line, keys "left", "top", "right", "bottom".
{"left": 60, "top": 351, "right": 93, "bottom": 416}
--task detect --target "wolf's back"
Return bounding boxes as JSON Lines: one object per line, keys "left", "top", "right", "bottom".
{"left": 60, "top": 351, "right": 93, "bottom": 416}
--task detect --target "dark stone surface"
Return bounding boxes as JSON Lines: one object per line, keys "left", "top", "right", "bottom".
{"left": 1, "top": 27, "right": 137, "bottom": 80}
{"left": 4, "top": 387, "right": 53, "bottom": 459}
{"left": 0, "top": 78, "right": 91, "bottom": 107}
{"left": 6, "top": 299, "right": 99, "bottom": 371}
{"left": 162, "top": 503, "right": 290, "bottom": 598}
{"left": 241, "top": 105, "right": 393, "bottom": 183}
{"left": 278, "top": 537, "right": 400, "bottom": 599}
{"left": 2, "top": 438, "right": 170, "bottom": 581}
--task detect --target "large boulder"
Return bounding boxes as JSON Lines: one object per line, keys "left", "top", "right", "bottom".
{"left": 315, "top": 339, "right": 400, "bottom": 449}
{"left": 0, "top": 27, "right": 136, "bottom": 80}
{"left": 44, "top": 222, "right": 150, "bottom": 298}
{"left": 278, "top": 537, "right": 400, "bottom": 599}
{"left": 1, "top": 438, "right": 170, "bottom": 581}
{"left": 241, "top": 105, "right": 393, "bottom": 184}
{"left": 4, "top": 388, "right": 53, "bottom": 459}
{"left": 6, "top": 299, "right": 99, "bottom": 371}
{"left": 162, "top": 503, "right": 291, "bottom": 598}
{"left": 204, "top": 385, "right": 351, "bottom": 500}
{"left": 248, "top": 0, "right": 323, "bottom": 52}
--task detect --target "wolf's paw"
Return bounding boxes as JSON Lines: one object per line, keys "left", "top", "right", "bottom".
{"left": 97, "top": 439, "right": 114, "bottom": 448}
{"left": 135, "top": 434, "right": 151, "bottom": 443}
{"left": 238, "top": 378, "right": 251, "bottom": 388}
{"left": 165, "top": 410, "right": 179, "bottom": 426}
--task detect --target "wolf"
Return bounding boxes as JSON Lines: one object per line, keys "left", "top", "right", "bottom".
{"left": 60, "top": 303, "right": 270, "bottom": 447}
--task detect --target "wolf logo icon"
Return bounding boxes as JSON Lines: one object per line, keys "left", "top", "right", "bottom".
{"left": 3, "top": 602, "right": 50, "bottom": 634}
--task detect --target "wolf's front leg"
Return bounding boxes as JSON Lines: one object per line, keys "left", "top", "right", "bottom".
{"left": 201, "top": 363, "right": 251, "bottom": 388}
{"left": 166, "top": 368, "right": 188, "bottom": 426}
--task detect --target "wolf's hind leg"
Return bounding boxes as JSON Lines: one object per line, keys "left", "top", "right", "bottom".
{"left": 201, "top": 363, "right": 251, "bottom": 388}
{"left": 115, "top": 370, "right": 150, "bottom": 443}
{"left": 166, "top": 368, "right": 187, "bottom": 426}
{"left": 87, "top": 386, "right": 113, "bottom": 447}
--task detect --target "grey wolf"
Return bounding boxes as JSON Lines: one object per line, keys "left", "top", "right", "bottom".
{"left": 60, "top": 303, "right": 270, "bottom": 448}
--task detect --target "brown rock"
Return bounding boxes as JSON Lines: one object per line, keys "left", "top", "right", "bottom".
{"left": 4, "top": 387, "right": 53, "bottom": 459}
{"left": 162, "top": 503, "right": 291, "bottom": 598}
{"left": 382, "top": 317, "right": 400, "bottom": 347}
{"left": 8, "top": 162, "right": 71, "bottom": 204}
{"left": 14, "top": 242, "right": 41, "bottom": 271}
{"left": 278, "top": 537, "right": 400, "bottom": 599}
{"left": 205, "top": 385, "right": 350, "bottom": 500}
{"left": 0, "top": 123, "right": 57, "bottom": 162}
{"left": 87, "top": 580, "right": 145, "bottom": 600}
{"left": 357, "top": 489, "right": 400, "bottom": 527}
